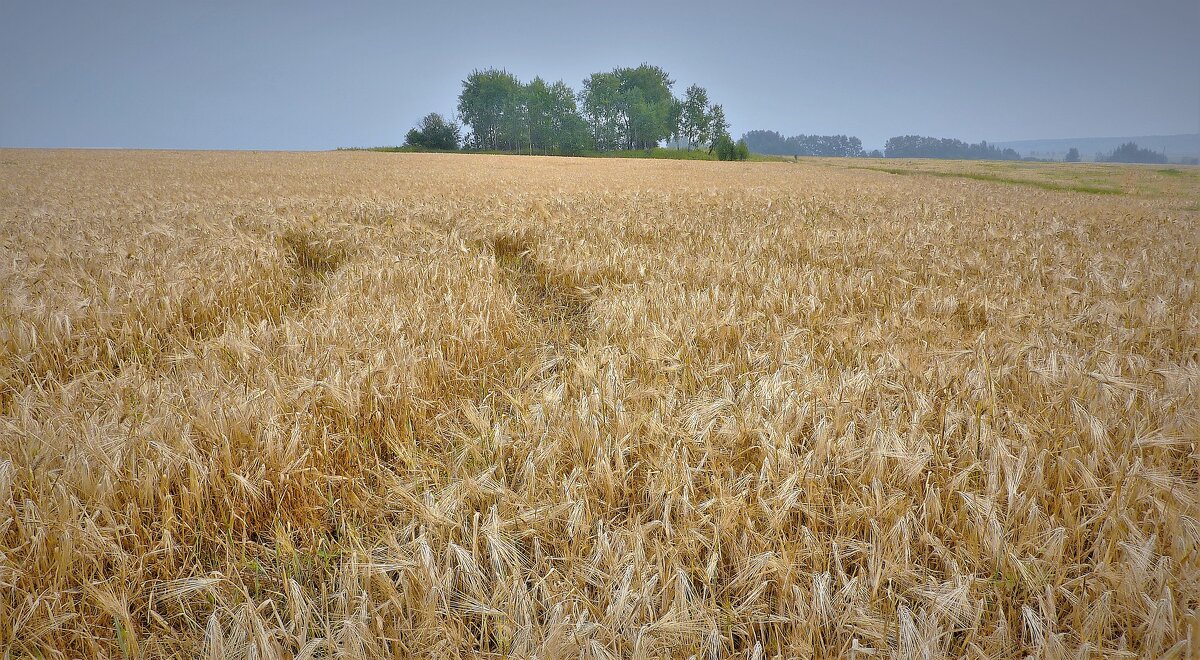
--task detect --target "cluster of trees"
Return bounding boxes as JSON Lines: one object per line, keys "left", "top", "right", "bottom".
{"left": 411, "top": 75, "right": 1189, "bottom": 166}
{"left": 712, "top": 135, "right": 750, "bottom": 161}
{"left": 1097, "top": 142, "right": 1167, "bottom": 164}
{"left": 884, "top": 135, "right": 1020, "bottom": 160}
{"left": 404, "top": 64, "right": 736, "bottom": 156}
{"left": 456, "top": 69, "right": 592, "bottom": 154}
{"left": 581, "top": 65, "right": 686, "bottom": 151}
{"left": 674, "top": 84, "right": 730, "bottom": 152}
{"left": 404, "top": 113, "right": 460, "bottom": 151}
{"left": 742, "top": 130, "right": 865, "bottom": 157}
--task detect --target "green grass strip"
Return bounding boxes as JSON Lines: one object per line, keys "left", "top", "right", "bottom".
{"left": 848, "top": 165, "right": 1123, "bottom": 195}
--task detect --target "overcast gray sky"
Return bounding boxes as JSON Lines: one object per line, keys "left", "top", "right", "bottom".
{"left": 1, "top": 0, "right": 1197, "bottom": 151}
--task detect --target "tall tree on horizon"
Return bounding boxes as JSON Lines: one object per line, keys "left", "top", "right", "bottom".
{"left": 680, "top": 85, "right": 711, "bottom": 151}
{"left": 457, "top": 68, "right": 525, "bottom": 151}
{"left": 580, "top": 64, "right": 678, "bottom": 150}
{"left": 580, "top": 72, "right": 623, "bottom": 151}
{"left": 526, "top": 77, "right": 591, "bottom": 155}
{"left": 620, "top": 64, "right": 678, "bottom": 150}
{"left": 707, "top": 104, "right": 729, "bottom": 154}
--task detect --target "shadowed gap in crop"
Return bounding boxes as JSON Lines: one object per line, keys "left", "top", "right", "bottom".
{"left": 282, "top": 227, "right": 350, "bottom": 312}
{"left": 490, "top": 233, "right": 591, "bottom": 343}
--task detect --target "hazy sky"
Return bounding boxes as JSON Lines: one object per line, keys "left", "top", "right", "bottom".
{"left": 2, "top": 1, "right": 1197, "bottom": 150}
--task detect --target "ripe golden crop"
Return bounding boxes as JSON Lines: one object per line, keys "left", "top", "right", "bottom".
{"left": 1, "top": 150, "right": 1197, "bottom": 657}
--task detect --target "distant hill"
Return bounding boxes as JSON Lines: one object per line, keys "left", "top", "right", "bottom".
{"left": 992, "top": 133, "right": 1200, "bottom": 163}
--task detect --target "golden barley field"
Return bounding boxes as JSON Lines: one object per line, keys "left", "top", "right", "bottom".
{"left": 1, "top": 149, "right": 1198, "bottom": 658}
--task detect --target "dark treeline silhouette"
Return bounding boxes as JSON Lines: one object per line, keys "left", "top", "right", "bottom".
{"left": 1098, "top": 142, "right": 1168, "bottom": 164}
{"left": 884, "top": 135, "right": 1020, "bottom": 160}
{"left": 405, "top": 63, "right": 744, "bottom": 157}
{"left": 742, "top": 130, "right": 865, "bottom": 157}
{"left": 742, "top": 131, "right": 1029, "bottom": 160}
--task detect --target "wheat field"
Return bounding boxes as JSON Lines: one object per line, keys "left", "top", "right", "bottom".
{"left": 0, "top": 150, "right": 1197, "bottom": 658}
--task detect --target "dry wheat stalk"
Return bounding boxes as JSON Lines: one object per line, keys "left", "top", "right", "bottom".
{"left": 0, "top": 150, "right": 1197, "bottom": 657}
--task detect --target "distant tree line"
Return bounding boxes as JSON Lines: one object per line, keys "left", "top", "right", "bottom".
{"left": 405, "top": 64, "right": 747, "bottom": 158}
{"left": 884, "top": 135, "right": 1020, "bottom": 160}
{"left": 1097, "top": 142, "right": 1167, "bottom": 164}
{"left": 742, "top": 130, "right": 865, "bottom": 157}
{"left": 408, "top": 76, "right": 1184, "bottom": 165}
{"left": 740, "top": 131, "right": 1030, "bottom": 161}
